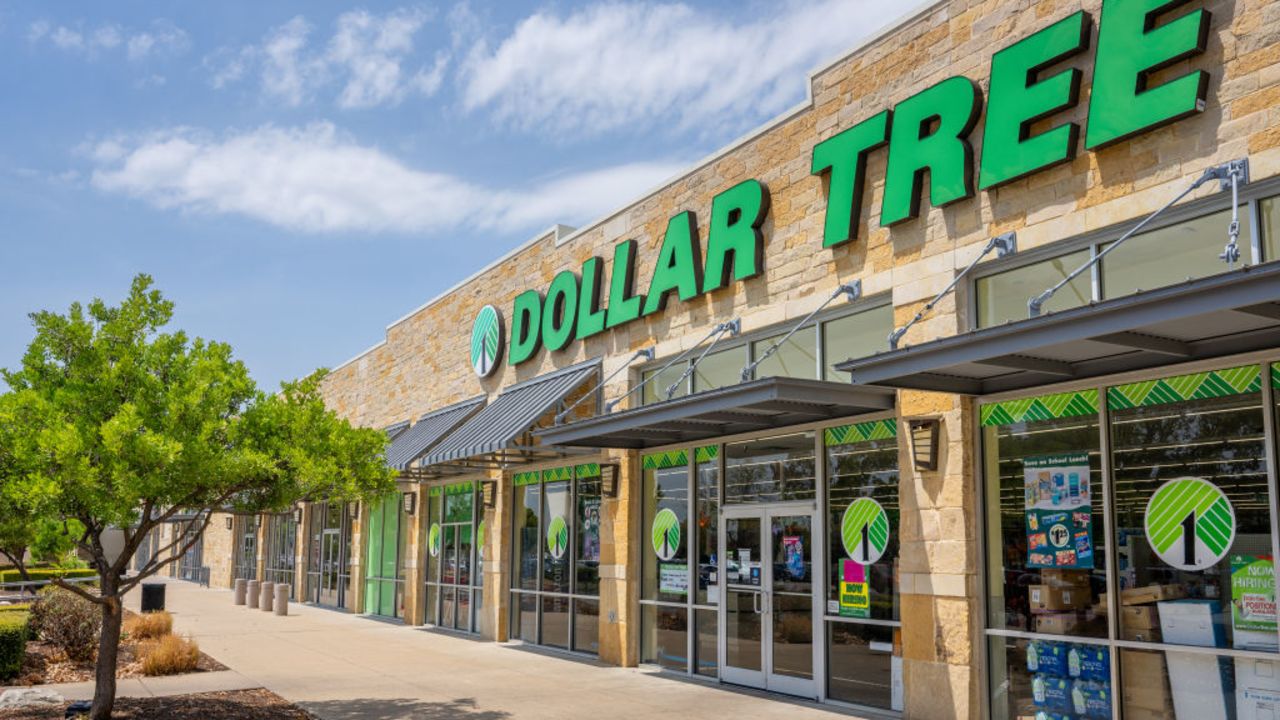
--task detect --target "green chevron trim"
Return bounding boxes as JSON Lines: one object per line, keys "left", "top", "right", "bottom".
{"left": 513, "top": 471, "right": 541, "bottom": 486}
{"left": 574, "top": 463, "right": 601, "bottom": 479}
{"left": 824, "top": 419, "right": 897, "bottom": 446}
{"left": 542, "top": 466, "right": 572, "bottom": 483}
{"left": 694, "top": 445, "right": 719, "bottom": 464}
{"left": 980, "top": 389, "right": 1100, "bottom": 427}
{"left": 1271, "top": 363, "right": 1280, "bottom": 390}
{"left": 642, "top": 450, "right": 688, "bottom": 470}
{"left": 1108, "top": 364, "right": 1261, "bottom": 410}
{"left": 428, "top": 485, "right": 442, "bottom": 497}
{"left": 444, "top": 481, "right": 473, "bottom": 495}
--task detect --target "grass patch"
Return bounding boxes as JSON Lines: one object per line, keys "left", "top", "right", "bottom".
{"left": 138, "top": 634, "right": 200, "bottom": 676}
{"left": 125, "top": 611, "right": 172, "bottom": 641}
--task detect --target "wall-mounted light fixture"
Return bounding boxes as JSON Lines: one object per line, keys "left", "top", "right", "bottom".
{"left": 908, "top": 418, "right": 941, "bottom": 472}
{"left": 481, "top": 480, "right": 498, "bottom": 508}
{"left": 293, "top": 506, "right": 303, "bottom": 524}
{"left": 349, "top": 501, "right": 360, "bottom": 520}
{"left": 225, "top": 516, "right": 234, "bottom": 531}
{"left": 402, "top": 491, "right": 416, "bottom": 516}
{"left": 600, "top": 463, "right": 621, "bottom": 498}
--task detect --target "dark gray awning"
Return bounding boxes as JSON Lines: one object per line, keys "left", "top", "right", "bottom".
{"left": 384, "top": 420, "right": 410, "bottom": 440}
{"left": 384, "top": 396, "right": 485, "bottom": 472}
{"left": 836, "top": 263, "right": 1280, "bottom": 395}
{"left": 417, "top": 359, "right": 600, "bottom": 474}
{"left": 535, "top": 377, "right": 896, "bottom": 449}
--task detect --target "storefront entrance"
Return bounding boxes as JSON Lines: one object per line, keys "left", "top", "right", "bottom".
{"left": 306, "top": 502, "right": 352, "bottom": 610}
{"left": 720, "top": 503, "right": 818, "bottom": 698}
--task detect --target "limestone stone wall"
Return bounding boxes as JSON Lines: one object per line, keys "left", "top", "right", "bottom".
{"left": 316, "top": 0, "right": 1280, "bottom": 717}
{"left": 203, "top": 514, "right": 235, "bottom": 590}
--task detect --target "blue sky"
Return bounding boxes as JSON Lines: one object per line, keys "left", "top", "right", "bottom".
{"left": 0, "top": 0, "right": 907, "bottom": 391}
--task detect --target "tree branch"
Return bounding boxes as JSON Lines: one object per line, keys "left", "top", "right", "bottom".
{"left": 50, "top": 577, "right": 107, "bottom": 606}
{"left": 120, "top": 510, "right": 216, "bottom": 595}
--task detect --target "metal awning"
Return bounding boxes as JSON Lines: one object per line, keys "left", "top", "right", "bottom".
{"left": 384, "top": 420, "right": 410, "bottom": 440}
{"left": 836, "top": 263, "right": 1280, "bottom": 395}
{"left": 535, "top": 376, "right": 896, "bottom": 449}
{"left": 384, "top": 396, "right": 485, "bottom": 472}
{"left": 416, "top": 359, "right": 601, "bottom": 475}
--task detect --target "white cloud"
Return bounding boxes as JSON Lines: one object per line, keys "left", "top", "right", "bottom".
{"left": 87, "top": 123, "right": 684, "bottom": 236}
{"left": 28, "top": 19, "right": 187, "bottom": 60}
{"left": 460, "top": 0, "right": 904, "bottom": 137}
{"left": 208, "top": 7, "right": 441, "bottom": 109}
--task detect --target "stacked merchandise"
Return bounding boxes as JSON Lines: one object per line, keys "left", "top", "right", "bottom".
{"left": 1030, "top": 569, "right": 1094, "bottom": 636}
{"left": 1026, "top": 640, "right": 1111, "bottom": 719}
{"left": 1119, "top": 650, "right": 1174, "bottom": 720}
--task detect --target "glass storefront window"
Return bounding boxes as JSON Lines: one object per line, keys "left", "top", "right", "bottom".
{"left": 826, "top": 420, "right": 900, "bottom": 622}
{"left": 364, "top": 493, "right": 406, "bottom": 619}
{"left": 642, "top": 455, "right": 690, "bottom": 602}
{"left": 641, "top": 604, "right": 688, "bottom": 671}
{"left": 643, "top": 362, "right": 689, "bottom": 405}
{"left": 1264, "top": 195, "right": 1280, "bottom": 263}
{"left": 976, "top": 250, "right": 1091, "bottom": 328}
{"left": 542, "top": 480, "right": 571, "bottom": 594}
{"left": 513, "top": 479, "right": 541, "bottom": 592}
{"left": 576, "top": 474, "right": 601, "bottom": 596}
{"left": 829, "top": 622, "right": 899, "bottom": 709}
{"left": 696, "top": 452, "right": 719, "bottom": 606}
{"left": 822, "top": 304, "right": 893, "bottom": 380}
{"left": 725, "top": 432, "right": 816, "bottom": 503}
{"left": 693, "top": 346, "right": 746, "bottom": 393}
{"left": 752, "top": 325, "right": 818, "bottom": 380}
{"left": 1101, "top": 206, "right": 1253, "bottom": 300}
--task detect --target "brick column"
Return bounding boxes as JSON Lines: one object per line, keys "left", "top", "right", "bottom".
{"left": 598, "top": 448, "right": 637, "bottom": 666}
{"left": 483, "top": 468, "right": 506, "bottom": 641}
{"left": 898, "top": 391, "right": 980, "bottom": 720}
{"left": 404, "top": 483, "right": 427, "bottom": 625}
{"left": 349, "top": 503, "right": 366, "bottom": 614}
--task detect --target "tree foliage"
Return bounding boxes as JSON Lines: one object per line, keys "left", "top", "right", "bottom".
{"left": 0, "top": 274, "right": 394, "bottom": 719}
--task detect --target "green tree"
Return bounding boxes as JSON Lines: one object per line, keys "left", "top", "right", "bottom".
{"left": 0, "top": 275, "right": 394, "bottom": 720}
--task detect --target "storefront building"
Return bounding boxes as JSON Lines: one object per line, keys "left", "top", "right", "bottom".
{"left": 183, "top": 0, "right": 1280, "bottom": 716}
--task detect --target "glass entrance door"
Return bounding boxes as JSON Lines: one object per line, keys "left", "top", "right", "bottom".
{"left": 318, "top": 528, "right": 342, "bottom": 607}
{"left": 719, "top": 503, "right": 818, "bottom": 698}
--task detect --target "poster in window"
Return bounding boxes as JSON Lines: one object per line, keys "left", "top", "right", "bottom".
{"left": 1231, "top": 554, "right": 1276, "bottom": 634}
{"left": 838, "top": 560, "right": 870, "bottom": 618}
{"left": 1024, "top": 453, "right": 1093, "bottom": 569}
{"left": 580, "top": 497, "right": 601, "bottom": 562}
{"left": 782, "top": 535, "right": 804, "bottom": 580}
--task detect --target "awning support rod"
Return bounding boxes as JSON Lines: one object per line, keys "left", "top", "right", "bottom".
{"left": 605, "top": 319, "right": 741, "bottom": 414}
{"left": 667, "top": 317, "right": 748, "bottom": 399}
{"left": 742, "top": 281, "right": 862, "bottom": 381}
{"left": 890, "top": 233, "right": 1017, "bottom": 349}
{"left": 554, "top": 347, "right": 654, "bottom": 425}
{"left": 1029, "top": 158, "right": 1249, "bottom": 318}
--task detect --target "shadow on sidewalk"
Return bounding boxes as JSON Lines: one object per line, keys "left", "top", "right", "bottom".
{"left": 302, "top": 697, "right": 510, "bottom": 720}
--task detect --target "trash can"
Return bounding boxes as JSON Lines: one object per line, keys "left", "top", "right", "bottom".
{"left": 140, "top": 583, "right": 165, "bottom": 613}
{"left": 233, "top": 578, "right": 247, "bottom": 605}
{"left": 259, "top": 581, "right": 274, "bottom": 612}
{"left": 246, "top": 580, "right": 260, "bottom": 607}
{"left": 274, "top": 583, "right": 289, "bottom": 616}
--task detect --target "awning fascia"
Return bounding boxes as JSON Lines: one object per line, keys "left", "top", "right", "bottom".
{"left": 835, "top": 263, "right": 1280, "bottom": 395}
{"left": 384, "top": 396, "right": 486, "bottom": 472}
{"left": 535, "top": 376, "right": 896, "bottom": 449}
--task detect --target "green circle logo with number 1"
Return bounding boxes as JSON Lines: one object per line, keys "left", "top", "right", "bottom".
{"left": 428, "top": 523, "right": 441, "bottom": 558}
{"left": 1145, "top": 477, "right": 1235, "bottom": 571}
{"left": 842, "top": 498, "right": 889, "bottom": 564}
{"left": 651, "top": 508, "right": 681, "bottom": 561}
{"left": 546, "top": 515, "right": 568, "bottom": 559}
{"left": 470, "top": 305, "right": 503, "bottom": 378}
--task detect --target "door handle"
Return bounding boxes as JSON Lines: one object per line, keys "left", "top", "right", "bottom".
{"left": 753, "top": 591, "right": 761, "bottom": 615}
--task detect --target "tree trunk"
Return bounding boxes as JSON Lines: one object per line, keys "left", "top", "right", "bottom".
{"left": 90, "top": 594, "right": 123, "bottom": 720}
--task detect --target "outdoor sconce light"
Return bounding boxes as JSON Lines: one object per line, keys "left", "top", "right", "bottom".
{"left": 600, "top": 463, "right": 621, "bottom": 498}
{"left": 402, "top": 491, "right": 416, "bottom": 516}
{"left": 225, "top": 517, "right": 233, "bottom": 531}
{"left": 349, "top": 501, "right": 360, "bottom": 520}
{"left": 908, "top": 418, "right": 941, "bottom": 472}
{"left": 481, "top": 480, "right": 497, "bottom": 509}
{"left": 293, "top": 506, "right": 303, "bottom": 524}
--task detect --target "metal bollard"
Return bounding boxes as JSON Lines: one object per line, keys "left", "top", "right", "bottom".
{"left": 273, "top": 583, "right": 289, "bottom": 616}
{"left": 233, "top": 578, "right": 247, "bottom": 606}
{"left": 246, "top": 580, "right": 260, "bottom": 608}
{"left": 259, "top": 581, "right": 274, "bottom": 612}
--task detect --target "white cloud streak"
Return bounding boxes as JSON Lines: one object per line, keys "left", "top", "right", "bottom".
{"left": 207, "top": 8, "right": 444, "bottom": 109}
{"left": 28, "top": 19, "right": 187, "bottom": 60}
{"left": 88, "top": 123, "right": 685, "bottom": 236}
{"left": 460, "top": 0, "right": 904, "bottom": 137}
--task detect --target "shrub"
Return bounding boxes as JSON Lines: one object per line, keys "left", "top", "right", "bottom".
{"left": 138, "top": 634, "right": 199, "bottom": 676}
{"left": 124, "top": 611, "right": 172, "bottom": 640}
{"left": 29, "top": 587, "right": 100, "bottom": 661}
{"left": 0, "top": 567, "right": 97, "bottom": 584}
{"left": 0, "top": 612, "right": 28, "bottom": 679}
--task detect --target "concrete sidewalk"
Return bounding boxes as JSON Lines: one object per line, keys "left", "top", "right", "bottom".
{"left": 11, "top": 670, "right": 260, "bottom": 702}
{"left": 114, "top": 578, "right": 874, "bottom": 720}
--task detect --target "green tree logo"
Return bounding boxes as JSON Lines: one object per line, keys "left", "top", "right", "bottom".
{"left": 546, "top": 515, "right": 568, "bottom": 559}
{"left": 470, "top": 305, "right": 504, "bottom": 378}
{"left": 651, "top": 508, "right": 681, "bottom": 561}
{"left": 841, "top": 498, "right": 890, "bottom": 564}
{"left": 1145, "top": 477, "right": 1235, "bottom": 571}
{"left": 428, "top": 523, "right": 442, "bottom": 558}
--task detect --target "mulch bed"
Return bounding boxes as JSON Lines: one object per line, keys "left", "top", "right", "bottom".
{"left": 0, "top": 688, "right": 317, "bottom": 719}
{"left": 9, "top": 639, "right": 225, "bottom": 686}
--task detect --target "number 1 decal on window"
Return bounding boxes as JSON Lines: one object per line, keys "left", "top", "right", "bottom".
{"left": 1145, "top": 477, "right": 1235, "bottom": 572}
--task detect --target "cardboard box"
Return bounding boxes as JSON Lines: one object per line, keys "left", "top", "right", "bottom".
{"left": 1120, "top": 605, "right": 1160, "bottom": 628}
{"left": 1030, "top": 584, "right": 1091, "bottom": 613}
{"left": 1040, "top": 568, "right": 1091, "bottom": 588}
{"left": 1035, "top": 612, "right": 1082, "bottom": 635}
{"left": 1121, "top": 583, "right": 1185, "bottom": 606}
{"left": 1121, "top": 650, "right": 1173, "bottom": 712}
{"left": 1120, "top": 624, "right": 1162, "bottom": 642}
{"left": 1124, "top": 705, "right": 1175, "bottom": 720}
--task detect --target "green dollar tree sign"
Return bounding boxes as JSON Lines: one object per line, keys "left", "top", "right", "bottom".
{"left": 881, "top": 76, "right": 982, "bottom": 226}
{"left": 650, "top": 508, "right": 682, "bottom": 562}
{"left": 811, "top": 110, "right": 890, "bottom": 248}
{"left": 643, "top": 211, "right": 704, "bottom": 316}
{"left": 841, "top": 498, "right": 890, "bottom": 564}
{"left": 1086, "top": 0, "right": 1210, "bottom": 149}
{"left": 702, "top": 179, "right": 770, "bottom": 294}
{"left": 545, "top": 515, "right": 569, "bottom": 559}
{"left": 575, "top": 256, "right": 608, "bottom": 342}
{"left": 979, "top": 11, "right": 1090, "bottom": 190}
{"left": 541, "top": 270, "right": 580, "bottom": 353}
{"left": 1145, "top": 477, "right": 1235, "bottom": 571}
{"left": 507, "top": 289, "right": 543, "bottom": 366}
{"left": 605, "top": 239, "right": 645, "bottom": 329}
{"left": 428, "top": 523, "right": 442, "bottom": 558}
{"left": 469, "top": 305, "right": 504, "bottom": 378}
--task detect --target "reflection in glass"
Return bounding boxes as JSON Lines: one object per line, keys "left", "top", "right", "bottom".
{"left": 822, "top": 305, "right": 893, "bottom": 380}
{"left": 541, "top": 595, "right": 569, "bottom": 649}
{"left": 642, "top": 363, "right": 689, "bottom": 405}
{"left": 514, "top": 484, "right": 541, "bottom": 591}
{"left": 696, "top": 459, "right": 719, "bottom": 606}
{"left": 771, "top": 515, "right": 812, "bottom": 680}
{"left": 695, "top": 609, "right": 718, "bottom": 678}
{"left": 1264, "top": 195, "right": 1280, "bottom": 263}
{"left": 641, "top": 604, "right": 688, "bottom": 671}
{"left": 752, "top": 325, "right": 817, "bottom": 380}
{"left": 642, "top": 466, "right": 689, "bottom": 601}
{"left": 827, "top": 433, "right": 899, "bottom": 621}
{"left": 725, "top": 433, "right": 816, "bottom": 503}
{"left": 693, "top": 346, "right": 746, "bottom": 393}
{"left": 976, "top": 250, "right": 1090, "bottom": 327}
{"left": 573, "top": 599, "right": 600, "bottom": 655}
{"left": 1101, "top": 206, "right": 1253, "bottom": 299}
{"left": 576, "top": 477, "right": 602, "bottom": 595}
{"left": 828, "top": 622, "right": 898, "bottom": 710}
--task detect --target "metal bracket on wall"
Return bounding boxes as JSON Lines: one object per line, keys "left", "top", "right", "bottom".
{"left": 554, "top": 346, "right": 655, "bottom": 424}
{"left": 740, "top": 281, "right": 861, "bottom": 381}
{"left": 604, "top": 319, "right": 741, "bottom": 413}
{"left": 889, "top": 233, "right": 1017, "bottom": 349}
